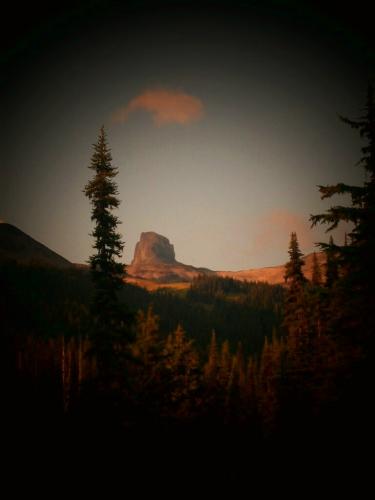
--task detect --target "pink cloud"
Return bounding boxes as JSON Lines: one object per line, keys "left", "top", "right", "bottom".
{"left": 112, "top": 89, "right": 204, "bottom": 126}
{"left": 247, "top": 209, "right": 353, "bottom": 263}
{"left": 251, "top": 209, "right": 315, "bottom": 256}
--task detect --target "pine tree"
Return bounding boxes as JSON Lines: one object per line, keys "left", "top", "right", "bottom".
{"left": 308, "top": 251, "right": 325, "bottom": 338}
{"left": 284, "top": 232, "right": 306, "bottom": 285}
{"left": 283, "top": 232, "right": 309, "bottom": 339}
{"left": 218, "top": 339, "right": 231, "bottom": 389}
{"left": 308, "top": 87, "right": 375, "bottom": 442}
{"left": 282, "top": 231, "right": 316, "bottom": 425}
{"left": 258, "top": 335, "right": 282, "bottom": 434}
{"left": 311, "top": 252, "right": 322, "bottom": 287}
{"left": 131, "top": 306, "right": 161, "bottom": 387}
{"left": 204, "top": 330, "right": 218, "bottom": 384}
{"left": 84, "top": 126, "right": 130, "bottom": 372}
{"left": 129, "top": 306, "right": 163, "bottom": 416}
{"left": 225, "top": 342, "right": 246, "bottom": 417}
{"left": 245, "top": 356, "right": 258, "bottom": 418}
{"left": 324, "top": 236, "right": 339, "bottom": 288}
{"left": 161, "top": 324, "right": 200, "bottom": 418}
{"left": 133, "top": 305, "right": 160, "bottom": 366}
{"left": 235, "top": 341, "right": 246, "bottom": 391}
{"left": 310, "top": 84, "right": 375, "bottom": 337}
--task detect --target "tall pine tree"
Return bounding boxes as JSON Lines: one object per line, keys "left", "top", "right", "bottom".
{"left": 324, "top": 236, "right": 339, "bottom": 288}
{"left": 309, "top": 85, "right": 375, "bottom": 442}
{"left": 310, "top": 84, "right": 375, "bottom": 338}
{"left": 84, "top": 126, "right": 130, "bottom": 372}
{"left": 284, "top": 232, "right": 306, "bottom": 285}
{"left": 283, "top": 232, "right": 312, "bottom": 381}
{"left": 283, "top": 232, "right": 308, "bottom": 338}
{"left": 311, "top": 252, "right": 322, "bottom": 287}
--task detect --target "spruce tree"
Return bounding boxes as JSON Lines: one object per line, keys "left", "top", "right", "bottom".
{"left": 283, "top": 232, "right": 313, "bottom": 398}
{"left": 84, "top": 126, "right": 130, "bottom": 371}
{"left": 162, "top": 324, "right": 200, "bottom": 418}
{"left": 309, "top": 86, "right": 375, "bottom": 439}
{"left": 311, "top": 252, "right": 322, "bottom": 287}
{"left": 204, "top": 330, "right": 218, "bottom": 384}
{"left": 218, "top": 340, "right": 231, "bottom": 390}
{"left": 258, "top": 336, "right": 281, "bottom": 434}
{"left": 324, "top": 236, "right": 339, "bottom": 288}
{"left": 133, "top": 305, "right": 160, "bottom": 366}
{"left": 130, "top": 306, "right": 163, "bottom": 416}
{"left": 283, "top": 232, "right": 308, "bottom": 339}
{"left": 284, "top": 232, "right": 306, "bottom": 285}
{"left": 310, "top": 84, "right": 375, "bottom": 337}
{"left": 245, "top": 356, "right": 258, "bottom": 420}
{"left": 309, "top": 252, "right": 326, "bottom": 338}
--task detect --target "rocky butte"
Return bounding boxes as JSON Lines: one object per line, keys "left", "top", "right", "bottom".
{"left": 127, "top": 231, "right": 326, "bottom": 288}
{"left": 127, "top": 231, "right": 213, "bottom": 283}
{"left": 0, "top": 223, "right": 326, "bottom": 288}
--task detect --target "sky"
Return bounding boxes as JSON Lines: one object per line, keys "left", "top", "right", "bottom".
{"left": 1, "top": 1, "right": 374, "bottom": 270}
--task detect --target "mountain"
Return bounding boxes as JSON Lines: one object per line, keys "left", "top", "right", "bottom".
{"left": 127, "top": 231, "right": 326, "bottom": 288}
{"left": 0, "top": 222, "right": 73, "bottom": 269}
{"left": 0, "top": 223, "right": 326, "bottom": 286}
{"left": 127, "top": 232, "right": 214, "bottom": 283}
{"left": 217, "top": 252, "right": 326, "bottom": 285}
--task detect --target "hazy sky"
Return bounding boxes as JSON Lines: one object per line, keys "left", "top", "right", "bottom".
{"left": 1, "top": 1, "right": 374, "bottom": 270}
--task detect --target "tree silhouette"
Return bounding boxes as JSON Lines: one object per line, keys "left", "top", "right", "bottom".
{"left": 284, "top": 232, "right": 305, "bottom": 285}
{"left": 310, "top": 84, "right": 375, "bottom": 338}
{"left": 307, "top": 86, "right": 375, "bottom": 443}
{"left": 84, "top": 126, "right": 130, "bottom": 372}
{"left": 283, "top": 232, "right": 313, "bottom": 391}
{"left": 161, "top": 324, "right": 200, "bottom": 419}
{"left": 283, "top": 232, "right": 309, "bottom": 340}
{"left": 324, "top": 236, "right": 339, "bottom": 288}
{"left": 311, "top": 252, "right": 322, "bottom": 287}
{"left": 204, "top": 330, "right": 218, "bottom": 384}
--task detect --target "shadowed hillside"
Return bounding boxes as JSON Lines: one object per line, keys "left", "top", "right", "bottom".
{"left": 0, "top": 223, "right": 73, "bottom": 269}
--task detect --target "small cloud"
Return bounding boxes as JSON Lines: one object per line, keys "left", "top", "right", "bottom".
{"left": 251, "top": 209, "right": 315, "bottom": 256}
{"left": 112, "top": 89, "right": 204, "bottom": 126}
{"left": 246, "top": 209, "right": 353, "bottom": 265}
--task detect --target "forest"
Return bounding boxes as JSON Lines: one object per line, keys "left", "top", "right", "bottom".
{"left": 1, "top": 86, "right": 374, "bottom": 475}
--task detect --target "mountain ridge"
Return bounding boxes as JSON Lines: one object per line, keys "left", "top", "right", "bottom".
{"left": 0, "top": 222, "right": 73, "bottom": 269}
{"left": 127, "top": 231, "right": 325, "bottom": 288}
{"left": 0, "top": 224, "right": 325, "bottom": 288}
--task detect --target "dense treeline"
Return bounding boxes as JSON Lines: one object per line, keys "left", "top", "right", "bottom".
{"left": 0, "top": 263, "right": 283, "bottom": 354}
{"left": 0, "top": 250, "right": 361, "bottom": 445}
{"left": 0, "top": 262, "right": 283, "bottom": 432}
{"left": 1, "top": 262, "right": 286, "bottom": 449}
{"left": 156, "top": 276, "right": 283, "bottom": 354}
{"left": 188, "top": 274, "right": 284, "bottom": 310}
